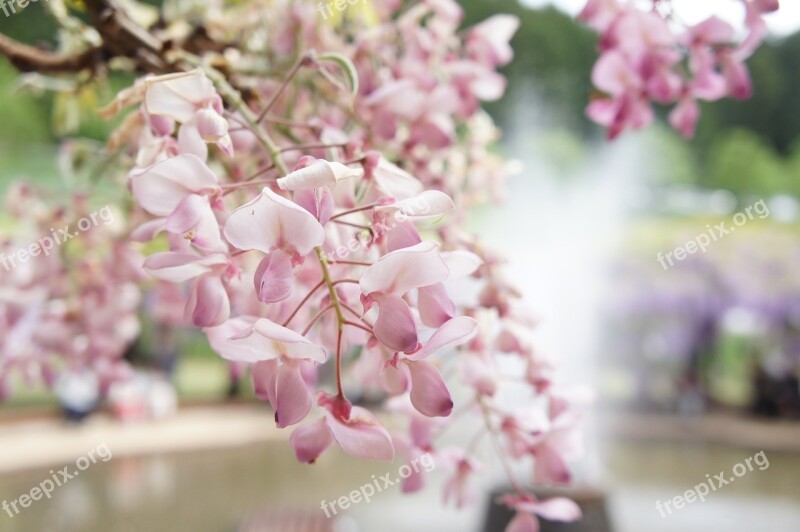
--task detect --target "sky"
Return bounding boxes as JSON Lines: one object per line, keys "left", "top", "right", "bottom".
{"left": 521, "top": 0, "right": 800, "bottom": 36}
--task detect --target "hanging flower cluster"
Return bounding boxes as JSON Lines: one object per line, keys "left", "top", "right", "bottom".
{"left": 202, "top": 0, "right": 521, "bottom": 206}
{"left": 95, "top": 0, "right": 584, "bottom": 527}
{"left": 0, "top": 184, "right": 143, "bottom": 397}
{"left": 580, "top": 0, "right": 778, "bottom": 138}
{"left": 0, "top": 0, "right": 775, "bottom": 529}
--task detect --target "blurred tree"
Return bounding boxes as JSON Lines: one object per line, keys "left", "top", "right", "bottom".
{"left": 460, "top": 0, "right": 800, "bottom": 198}
{"left": 461, "top": 1, "right": 597, "bottom": 134}
{"left": 704, "top": 129, "right": 788, "bottom": 197}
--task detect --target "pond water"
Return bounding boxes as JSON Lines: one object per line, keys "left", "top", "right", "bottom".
{"left": 2, "top": 437, "right": 799, "bottom": 531}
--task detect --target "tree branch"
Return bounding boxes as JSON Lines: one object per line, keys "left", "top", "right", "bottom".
{"left": 0, "top": 33, "right": 99, "bottom": 73}
{"left": 83, "top": 0, "right": 167, "bottom": 72}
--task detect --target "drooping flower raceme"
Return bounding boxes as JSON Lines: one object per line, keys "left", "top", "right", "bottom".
{"left": 76, "top": 0, "right": 770, "bottom": 529}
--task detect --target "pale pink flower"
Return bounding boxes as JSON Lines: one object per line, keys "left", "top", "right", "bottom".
{"left": 360, "top": 241, "right": 450, "bottom": 352}
{"left": 500, "top": 495, "right": 582, "bottom": 532}
{"left": 131, "top": 154, "right": 221, "bottom": 217}
{"left": 144, "top": 69, "right": 232, "bottom": 158}
{"left": 467, "top": 15, "right": 520, "bottom": 68}
{"left": 277, "top": 160, "right": 364, "bottom": 191}
{"left": 291, "top": 394, "right": 395, "bottom": 462}
{"left": 224, "top": 187, "right": 326, "bottom": 260}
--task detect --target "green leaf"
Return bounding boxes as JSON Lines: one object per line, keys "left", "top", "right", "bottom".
{"left": 316, "top": 52, "right": 360, "bottom": 98}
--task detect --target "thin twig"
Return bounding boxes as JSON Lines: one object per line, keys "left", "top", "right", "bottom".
{"left": 302, "top": 304, "right": 335, "bottom": 336}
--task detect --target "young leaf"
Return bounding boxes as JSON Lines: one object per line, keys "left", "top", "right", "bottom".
{"left": 315, "top": 52, "right": 360, "bottom": 99}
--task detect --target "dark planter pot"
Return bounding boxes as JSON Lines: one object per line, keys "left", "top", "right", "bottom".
{"left": 483, "top": 487, "right": 611, "bottom": 532}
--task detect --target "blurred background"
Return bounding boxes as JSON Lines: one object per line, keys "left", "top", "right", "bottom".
{"left": 2, "top": 1, "right": 800, "bottom": 531}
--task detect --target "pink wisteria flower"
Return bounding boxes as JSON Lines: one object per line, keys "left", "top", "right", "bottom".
{"left": 581, "top": 0, "right": 779, "bottom": 138}
{"left": 290, "top": 399, "right": 395, "bottom": 462}
{"left": 144, "top": 70, "right": 233, "bottom": 159}
{"left": 224, "top": 186, "right": 327, "bottom": 302}
{"left": 500, "top": 494, "right": 583, "bottom": 532}
{"left": 360, "top": 241, "right": 451, "bottom": 352}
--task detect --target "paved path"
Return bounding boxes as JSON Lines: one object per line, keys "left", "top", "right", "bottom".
{"left": 0, "top": 405, "right": 280, "bottom": 473}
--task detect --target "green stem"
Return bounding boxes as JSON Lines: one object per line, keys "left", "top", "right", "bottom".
{"left": 316, "top": 246, "right": 349, "bottom": 399}
{"left": 176, "top": 52, "right": 288, "bottom": 174}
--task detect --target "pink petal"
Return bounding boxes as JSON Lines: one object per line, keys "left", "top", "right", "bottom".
{"left": 254, "top": 249, "right": 294, "bottom": 303}
{"left": 689, "top": 47, "right": 727, "bottom": 101}
{"left": 194, "top": 108, "right": 229, "bottom": 140}
{"left": 374, "top": 190, "right": 455, "bottom": 221}
{"left": 592, "top": 51, "right": 638, "bottom": 96}
{"left": 360, "top": 241, "right": 449, "bottom": 296}
{"left": 274, "top": 361, "right": 313, "bottom": 428}
{"left": 526, "top": 498, "right": 582, "bottom": 522}
{"left": 409, "top": 316, "right": 478, "bottom": 360}
{"left": 143, "top": 252, "right": 227, "bottom": 282}
{"left": 252, "top": 359, "right": 278, "bottom": 403}
{"left": 585, "top": 98, "right": 618, "bottom": 127}
{"left": 189, "top": 204, "right": 226, "bottom": 252}
{"left": 277, "top": 160, "right": 363, "bottom": 191}
{"left": 186, "top": 275, "right": 229, "bottom": 327}
{"left": 216, "top": 134, "right": 234, "bottom": 157}
{"left": 469, "top": 14, "right": 520, "bottom": 67}
{"left": 225, "top": 318, "right": 327, "bottom": 363}
{"left": 290, "top": 417, "right": 334, "bottom": 463}
{"left": 380, "top": 360, "right": 411, "bottom": 395}
{"left": 325, "top": 406, "right": 395, "bottom": 461}
{"left": 401, "top": 466, "right": 426, "bottom": 493}
{"left": 372, "top": 158, "right": 424, "bottom": 199}
{"left": 412, "top": 114, "right": 455, "bottom": 148}
{"left": 294, "top": 187, "right": 334, "bottom": 225}
{"left": 386, "top": 222, "right": 422, "bottom": 252}
{"left": 646, "top": 69, "right": 682, "bottom": 103}
{"left": 418, "top": 283, "right": 456, "bottom": 328}
{"left": 223, "top": 187, "right": 326, "bottom": 257}
{"left": 505, "top": 512, "right": 540, "bottom": 532}
{"left": 668, "top": 98, "right": 700, "bottom": 139}
{"left": 410, "top": 416, "right": 438, "bottom": 450}
{"left": 755, "top": 0, "right": 779, "bottom": 13}
{"left": 441, "top": 251, "right": 482, "bottom": 277}
{"left": 406, "top": 359, "right": 453, "bottom": 417}
{"left": 130, "top": 218, "right": 166, "bottom": 242}
{"left": 204, "top": 317, "right": 258, "bottom": 360}
{"left": 578, "top": 0, "right": 620, "bottom": 31}
{"left": 145, "top": 70, "right": 216, "bottom": 122}
{"left": 252, "top": 319, "right": 327, "bottom": 362}
{"left": 723, "top": 59, "right": 753, "bottom": 100}
{"left": 533, "top": 443, "right": 572, "bottom": 485}
{"left": 177, "top": 122, "right": 209, "bottom": 160}
{"left": 131, "top": 154, "right": 219, "bottom": 216}
{"left": 470, "top": 69, "right": 508, "bottom": 101}
{"left": 689, "top": 16, "right": 735, "bottom": 44}
{"left": 374, "top": 294, "right": 419, "bottom": 353}
{"left": 165, "top": 194, "right": 206, "bottom": 234}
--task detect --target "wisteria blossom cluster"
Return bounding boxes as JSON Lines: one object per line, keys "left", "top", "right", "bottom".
{"left": 92, "top": 0, "right": 584, "bottom": 528}
{"left": 0, "top": 184, "right": 143, "bottom": 398}
{"left": 580, "top": 0, "right": 778, "bottom": 138}
{"left": 199, "top": 0, "right": 521, "bottom": 206}
{"left": 0, "top": 0, "right": 776, "bottom": 529}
